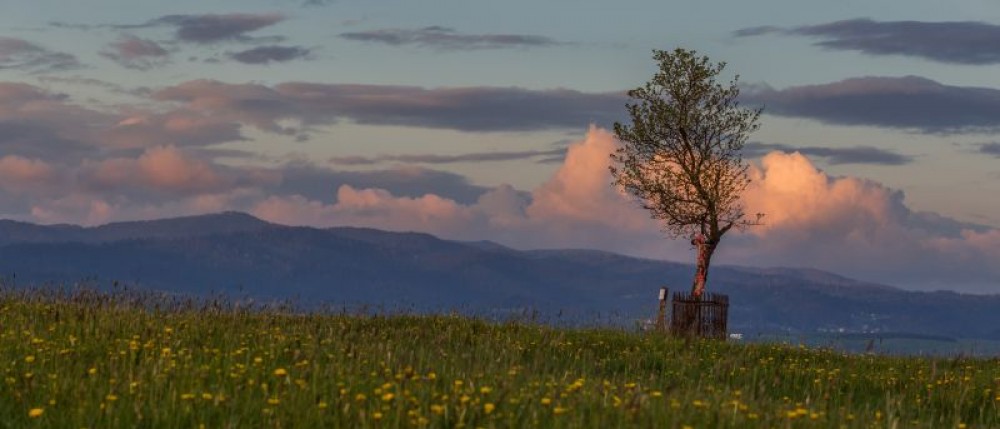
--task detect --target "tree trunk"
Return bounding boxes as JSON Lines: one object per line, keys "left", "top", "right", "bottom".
{"left": 691, "top": 240, "right": 717, "bottom": 298}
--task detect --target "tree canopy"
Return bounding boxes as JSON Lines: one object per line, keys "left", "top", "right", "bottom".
{"left": 611, "top": 48, "right": 762, "bottom": 295}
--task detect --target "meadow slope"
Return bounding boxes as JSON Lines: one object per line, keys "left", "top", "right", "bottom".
{"left": 1, "top": 288, "right": 998, "bottom": 428}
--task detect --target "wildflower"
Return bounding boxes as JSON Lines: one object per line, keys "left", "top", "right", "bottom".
{"left": 273, "top": 368, "right": 288, "bottom": 377}
{"left": 181, "top": 393, "right": 196, "bottom": 400}
{"left": 355, "top": 393, "right": 366, "bottom": 402}
{"left": 431, "top": 404, "right": 445, "bottom": 415}
{"left": 553, "top": 406, "right": 569, "bottom": 415}
{"left": 484, "top": 403, "right": 495, "bottom": 414}
{"left": 480, "top": 386, "right": 492, "bottom": 394}
{"left": 382, "top": 392, "right": 395, "bottom": 402}
{"left": 106, "top": 394, "right": 118, "bottom": 402}
{"left": 540, "top": 397, "right": 552, "bottom": 406}
{"left": 28, "top": 408, "right": 44, "bottom": 418}
{"left": 318, "top": 401, "right": 328, "bottom": 409}
{"left": 267, "top": 398, "right": 280, "bottom": 405}
{"left": 372, "top": 412, "right": 383, "bottom": 420}
{"left": 24, "top": 355, "right": 35, "bottom": 363}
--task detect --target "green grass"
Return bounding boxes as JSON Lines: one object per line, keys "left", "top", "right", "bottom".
{"left": 1, "top": 287, "right": 998, "bottom": 428}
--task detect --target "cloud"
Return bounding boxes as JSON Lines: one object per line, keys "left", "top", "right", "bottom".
{"left": 0, "top": 81, "right": 249, "bottom": 167}
{"left": 0, "top": 37, "right": 81, "bottom": 73}
{"left": 0, "top": 156, "right": 57, "bottom": 194}
{"left": 744, "top": 142, "right": 913, "bottom": 165}
{"left": 103, "top": 110, "right": 245, "bottom": 149}
{"left": 120, "top": 13, "right": 285, "bottom": 44}
{"left": 330, "top": 148, "right": 565, "bottom": 165}
{"left": 742, "top": 76, "right": 1000, "bottom": 133}
{"left": 154, "top": 80, "right": 625, "bottom": 133}
{"left": 979, "top": 143, "right": 1000, "bottom": 157}
{"left": 229, "top": 45, "right": 311, "bottom": 64}
{"left": 101, "top": 35, "right": 170, "bottom": 70}
{"left": 83, "top": 145, "right": 228, "bottom": 195}
{"left": 36, "top": 76, "right": 152, "bottom": 97}
{"left": 734, "top": 151, "right": 1000, "bottom": 290}
{"left": 339, "top": 26, "right": 561, "bottom": 51}
{"left": 275, "top": 163, "right": 491, "bottom": 204}
{"left": 736, "top": 19, "right": 1000, "bottom": 65}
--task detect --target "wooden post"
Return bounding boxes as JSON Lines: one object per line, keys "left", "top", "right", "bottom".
{"left": 656, "top": 287, "right": 668, "bottom": 332}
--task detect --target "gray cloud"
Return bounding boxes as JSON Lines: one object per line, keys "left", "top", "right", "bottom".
{"left": 330, "top": 148, "right": 565, "bottom": 166}
{"left": 980, "top": 143, "right": 1000, "bottom": 157}
{"left": 119, "top": 13, "right": 285, "bottom": 44}
{"left": 276, "top": 163, "right": 491, "bottom": 204}
{"left": 0, "top": 81, "right": 249, "bottom": 166}
{"left": 229, "top": 45, "right": 311, "bottom": 64}
{"left": 0, "top": 37, "right": 81, "bottom": 73}
{"left": 154, "top": 80, "right": 625, "bottom": 133}
{"left": 736, "top": 19, "right": 1000, "bottom": 65}
{"left": 36, "top": 76, "right": 152, "bottom": 97}
{"left": 745, "top": 142, "right": 913, "bottom": 165}
{"left": 101, "top": 35, "right": 170, "bottom": 70}
{"left": 742, "top": 76, "right": 1000, "bottom": 134}
{"left": 339, "top": 26, "right": 560, "bottom": 50}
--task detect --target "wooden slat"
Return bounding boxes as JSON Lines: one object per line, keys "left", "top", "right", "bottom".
{"left": 669, "top": 292, "right": 728, "bottom": 339}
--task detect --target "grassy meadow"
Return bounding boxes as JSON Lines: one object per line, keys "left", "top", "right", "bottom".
{"left": 1, "top": 287, "right": 998, "bottom": 428}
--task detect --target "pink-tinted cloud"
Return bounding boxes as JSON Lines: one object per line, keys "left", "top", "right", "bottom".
{"left": 85, "top": 145, "right": 226, "bottom": 194}
{"left": 0, "top": 156, "right": 57, "bottom": 194}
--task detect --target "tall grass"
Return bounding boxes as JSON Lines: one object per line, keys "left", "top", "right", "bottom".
{"left": 0, "top": 286, "right": 997, "bottom": 428}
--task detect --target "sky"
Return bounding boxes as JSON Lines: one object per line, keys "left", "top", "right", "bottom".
{"left": 1, "top": 0, "right": 999, "bottom": 293}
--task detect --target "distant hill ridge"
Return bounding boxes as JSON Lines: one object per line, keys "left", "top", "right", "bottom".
{"left": 1, "top": 212, "right": 999, "bottom": 340}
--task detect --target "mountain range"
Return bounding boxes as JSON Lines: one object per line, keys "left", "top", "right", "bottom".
{"left": 1, "top": 212, "right": 999, "bottom": 340}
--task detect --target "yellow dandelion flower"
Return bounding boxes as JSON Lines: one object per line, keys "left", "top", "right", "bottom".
{"left": 540, "top": 397, "right": 552, "bottom": 406}
{"left": 24, "top": 355, "right": 35, "bottom": 363}
{"left": 88, "top": 367, "right": 97, "bottom": 375}
{"left": 480, "top": 386, "right": 492, "bottom": 394}
{"left": 28, "top": 408, "right": 44, "bottom": 418}
{"left": 381, "top": 392, "right": 395, "bottom": 401}
{"left": 553, "top": 406, "right": 569, "bottom": 415}
{"left": 484, "top": 403, "right": 495, "bottom": 414}
{"left": 273, "top": 368, "right": 288, "bottom": 377}
{"left": 431, "top": 404, "right": 444, "bottom": 415}
{"left": 355, "top": 393, "right": 366, "bottom": 402}
{"left": 318, "top": 401, "right": 328, "bottom": 409}
{"left": 372, "top": 412, "right": 383, "bottom": 420}
{"left": 106, "top": 394, "right": 118, "bottom": 402}
{"left": 267, "top": 397, "right": 280, "bottom": 405}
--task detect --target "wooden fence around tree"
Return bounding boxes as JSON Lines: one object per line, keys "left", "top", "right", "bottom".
{"left": 670, "top": 292, "right": 729, "bottom": 339}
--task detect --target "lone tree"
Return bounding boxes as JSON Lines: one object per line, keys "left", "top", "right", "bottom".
{"left": 611, "top": 48, "right": 762, "bottom": 298}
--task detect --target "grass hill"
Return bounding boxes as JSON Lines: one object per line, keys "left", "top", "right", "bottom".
{"left": 0, "top": 288, "right": 996, "bottom": 428}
